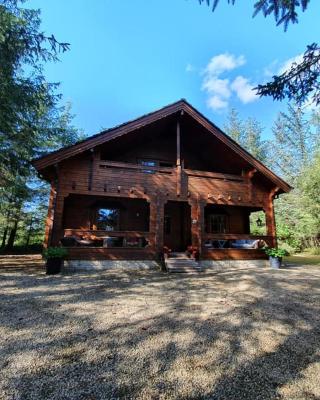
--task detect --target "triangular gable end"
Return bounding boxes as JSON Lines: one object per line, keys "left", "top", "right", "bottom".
{"left": 32, "top": 99, "right": 292, "bottom": 193}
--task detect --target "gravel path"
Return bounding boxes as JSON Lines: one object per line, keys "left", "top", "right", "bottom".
{"left": 0, "top": 257, "right": 320, "bottom": 399}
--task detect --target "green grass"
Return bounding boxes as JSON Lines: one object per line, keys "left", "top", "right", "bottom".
{"left": 285, "top": 253, "right": 320, "bottom": 265}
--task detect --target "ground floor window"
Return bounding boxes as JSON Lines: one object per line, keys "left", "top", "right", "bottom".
{"left": 96, "top": 208, "right": 120, "bottom": 231}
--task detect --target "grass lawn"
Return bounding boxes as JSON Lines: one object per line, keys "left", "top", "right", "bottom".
{"left": 285, "top": 253, "right": 320, "bottom": 266}
{"left": 0, "top": 256, "right": 320, "bottom": 400}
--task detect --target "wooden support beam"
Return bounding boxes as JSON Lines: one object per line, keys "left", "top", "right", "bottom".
{"left": 88, "top": 149, "right": 94, "bottom": 191}
{"left": 50, "top": 194, "right": 65, "bottom": 246}
{"left": 149, "top": 195, "right": 165, "bottom": 253}
{"left": 265, "top": 187, "right": 279, "bottom": 247}
{"left": 176, "top": 165, "right": 182, "bottom": 196}
{"left": 176, "top": 119, "right": 181, "bottom": 167}
{"left": 190, "top": 196, "right": 204, "bottom": 252}
{"left": 43, "top": 182, "right": 56, "bottom": 248}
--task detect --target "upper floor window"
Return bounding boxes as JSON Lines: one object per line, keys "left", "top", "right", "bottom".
{"left": 96, "top": 208, "right": 120, "bottom": 231}
{"left": 138, "top": 159, "right": 157, "bottom": 174}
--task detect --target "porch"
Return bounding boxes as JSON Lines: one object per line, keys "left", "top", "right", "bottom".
{"left": 53, "top": 194, "right": 273, "bottom": 260}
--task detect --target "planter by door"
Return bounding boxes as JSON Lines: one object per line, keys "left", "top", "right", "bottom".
{"left": 269, "top": 256, "right": 282, "bottom": 269}
{"left": 46, "top": 257, "right": 63, "bottom": 274}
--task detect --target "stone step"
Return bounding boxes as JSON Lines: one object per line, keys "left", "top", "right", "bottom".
{"left": 165, "top": 257, "right": 202, "bottom": 273}
{"left": 167, "top": 267, "right": 202, "bottom": 273}
{"left": 166, "top": 260, "right": 199, "bottom": 266}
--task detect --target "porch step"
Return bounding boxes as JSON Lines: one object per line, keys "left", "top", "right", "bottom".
{"left": 165, "top": 253, "right": 202, "bottom": 273}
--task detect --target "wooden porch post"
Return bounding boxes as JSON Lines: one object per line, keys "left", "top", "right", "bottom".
{"left": 190, "top": 196, "right": 204, "bottom": 253}
{"left": 49, "top": 164, "right": 65, "bottom": 246}
{"left": 265, "top": 187, "right": 279, "bottom": 247}
{"left": 50, "top": 194, "right": 65, "bottom": 246}
{"left": 149, "top": 195, "right": 165, "bottom": 255}
{"left": 43, "top": 182, "right": 56, "bottom": 248}
{"left": 176, "top": 118, "right": 182, "bottom": 197}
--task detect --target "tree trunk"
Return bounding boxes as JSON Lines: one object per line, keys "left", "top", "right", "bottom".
{"left": 1, "top": 207, "right": 12, "bottom": 249}
{"left": 6, "top": 220, "right": 18, "bottom": 251}
{"left": 1, "top": 227, "right": 8, "bottom": 248}
{"left": 25, "top": 217, "right": 33, "bottom": 247}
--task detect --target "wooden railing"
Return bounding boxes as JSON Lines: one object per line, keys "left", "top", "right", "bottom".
{"left": 98, "top": 160, "right": 174, "bottom": 175}
{"left": 202, "top": 234, "right": 274, "bottom": 249}
{"left": 64, "top": 229, "right": 150, "bottom": 238}
{"left": 63, "top": 229, "right": 152, "bottom": 248}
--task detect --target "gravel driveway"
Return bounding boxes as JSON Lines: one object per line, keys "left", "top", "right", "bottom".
{"left": 0, "top": 256, "right": 320, "bottom": 400}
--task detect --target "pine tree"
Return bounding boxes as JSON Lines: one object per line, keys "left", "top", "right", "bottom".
{"left": 270, "top": 104, "right": 314, "bottom": 183}
{"left": 224, "top": 108, "right": 244, "bottom": 144}
{"left": 244, "top": 117, "right": 267, "bottom": 163}
{"left": 0, "top": 1, "right": 81, "bottom": 250}
{"left": 224, "top": 109, "right": 267, "bottom": 163}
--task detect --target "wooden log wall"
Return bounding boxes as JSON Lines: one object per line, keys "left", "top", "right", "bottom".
{"left": 48, "top": 149, "right": 278, "bottom": 259}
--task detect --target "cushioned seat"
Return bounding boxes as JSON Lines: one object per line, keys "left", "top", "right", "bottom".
{"left": 231, "top": 239, "right": 259, "bottom": 249}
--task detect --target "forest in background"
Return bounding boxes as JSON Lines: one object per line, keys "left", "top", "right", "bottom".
{"left": 224, "top": 105, "right": 320, "bottom": 254}
{"left": 0, "top": 0, "right": 319, "bottom": 254}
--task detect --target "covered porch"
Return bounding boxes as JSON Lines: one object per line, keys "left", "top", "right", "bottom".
{"left": 51, "top": 193, "right": 276, "bottom": 261}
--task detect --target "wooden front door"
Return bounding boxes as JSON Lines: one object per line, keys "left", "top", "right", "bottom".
{"left": 163, "top": 201, "right": 191, "bottom": 251}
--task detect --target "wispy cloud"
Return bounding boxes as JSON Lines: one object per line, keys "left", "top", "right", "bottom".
{"left": 204, "top": 53, "right": 245, "bottom": 76}
{"left": 263, "top": 54, "right": 304, "bottom": 78}
{"left": 231, "top": 76, "right": 257, "bottom": 104}
{"left": 278, "top": 54, "right": 304, "bottom": 74}
{"left": 201, "top": 53, "right": 257, "bottom": 111}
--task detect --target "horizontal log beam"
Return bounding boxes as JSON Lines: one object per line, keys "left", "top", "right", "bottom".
{"left": 98, "top": 160, "right": 173, "bottom": 174}
{"left": 184, "top": 169, "right": 244, "bottom": 182}
{"left": 64, "top": 229, "right": 151, "bottom": 238}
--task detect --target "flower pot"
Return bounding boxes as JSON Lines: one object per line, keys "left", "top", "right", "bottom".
{"left": 46, "top": 257, "right": 63, "bottom": 275}
{"left": 269, "top": 256, "right": 282, "bottom": 269}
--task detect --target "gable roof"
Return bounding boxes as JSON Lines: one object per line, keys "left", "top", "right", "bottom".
{"left": 32, "top": 99, "right": 292, "bottom": 193}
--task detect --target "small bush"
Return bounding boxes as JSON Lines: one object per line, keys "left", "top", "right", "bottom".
{"left": 43, "top": 247, "right": 68, "bottom": 259}
{"left": 305, "top": 247, "right": 320, "bottom": 255}
{"left": 278, "top": 242, "right": 296, "bottom": 255}
{"left": 264, "top": 247, "right": 289, "bottom": 258}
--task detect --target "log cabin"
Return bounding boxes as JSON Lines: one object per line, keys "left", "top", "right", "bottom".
{"left": 33, "top": 100, "right": 291, "bottom": 268}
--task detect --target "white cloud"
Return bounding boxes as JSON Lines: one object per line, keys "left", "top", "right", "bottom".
{"left": 278, "top": 54, "right": 304, "bottom": 75}
{"left": 207, "top": 96, "right": 229, "bottom": 110}
{"left": 202, "top": 77, "right": 231, "bottom": 98}
{"left": 231, "top": 75, "right": 257, "bottom": 104}
{"left": 201, "top": 52, "right": 257, "bottom": 111}
{"left": 205, "top": 53, "right": 246, "bottom": 76}
{"left": 263, "top": 59, "right": 279, "bottom": 77}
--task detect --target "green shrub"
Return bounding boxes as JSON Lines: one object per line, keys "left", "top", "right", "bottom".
{"left": 305, "top": 247, "right": 320, "bottom": 255}
{"left": 43, "top": 247, "right": 68, "bottom": 259}
{"left": 264, "top": 247, "right": 289, "bottom": 258}
{"left": 277, "top": 242, "right": 297, "bottom": 255}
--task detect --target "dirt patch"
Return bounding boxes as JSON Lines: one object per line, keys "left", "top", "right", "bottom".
{"left": 0, "top": 259, "right": 319, "bottom": 399}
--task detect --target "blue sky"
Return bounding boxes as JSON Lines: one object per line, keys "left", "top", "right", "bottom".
{"left": 28, "top": 0, "right": 320, "bottom": 139}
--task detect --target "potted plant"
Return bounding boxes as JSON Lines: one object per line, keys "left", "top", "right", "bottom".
{"left": 43, "top": 247, "right": 68, "bottom": 275}
{"left": 264, "top": 247, "right": 288, "bottom": 269}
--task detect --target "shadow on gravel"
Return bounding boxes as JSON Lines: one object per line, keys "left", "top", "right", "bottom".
{"left": 0, "top": 258, "right": 319, "bottom": 399}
